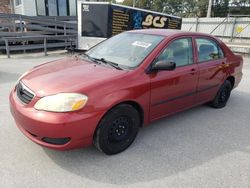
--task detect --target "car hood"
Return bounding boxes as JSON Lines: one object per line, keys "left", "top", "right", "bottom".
{"left": 21, "top": 57, "right": 128, "bottom": 97}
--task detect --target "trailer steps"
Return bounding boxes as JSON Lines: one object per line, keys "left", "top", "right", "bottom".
{"left": 0, "top": 13, "right": 77, "bottom": 58}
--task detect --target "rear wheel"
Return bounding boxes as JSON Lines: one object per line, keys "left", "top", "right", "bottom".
{"left": 93, "top": 104, "right": 140, "bottom": 155}
{"left": 209, "top": 80, "right": 232, "bottom": 108}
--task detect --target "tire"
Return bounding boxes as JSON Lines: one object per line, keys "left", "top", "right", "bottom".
{"left": 93, "top": 104, "right": 140, "bottom": 155}
{"left": 209, "top": 80, "right": 232, "bottom": 108}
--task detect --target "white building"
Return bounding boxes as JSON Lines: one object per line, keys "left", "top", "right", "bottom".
{"left": 10, "top": 0, "right": 77, "bottom": 16}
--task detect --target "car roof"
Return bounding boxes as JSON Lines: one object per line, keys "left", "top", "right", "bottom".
{"left": 128, "top": 29, "right": 214, "bottom": 38}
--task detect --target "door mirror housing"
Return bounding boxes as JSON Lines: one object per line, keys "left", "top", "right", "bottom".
{"left": 151, "top": 60, "right": 176, "bottom": 71}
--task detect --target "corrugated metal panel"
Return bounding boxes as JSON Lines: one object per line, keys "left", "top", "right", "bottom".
{"left": 182, "top": 17, "right": 250, "bottom": 38}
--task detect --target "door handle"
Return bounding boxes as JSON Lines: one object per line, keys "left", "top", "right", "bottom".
{"left": 190, "top": 68, "right": 196, "bottom": 75}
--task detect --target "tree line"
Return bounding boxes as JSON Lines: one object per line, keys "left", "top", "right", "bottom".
{"left": 117, "top": 0, "right": 250, "bottom": 17}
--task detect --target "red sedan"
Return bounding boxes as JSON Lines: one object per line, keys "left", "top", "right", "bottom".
{"left": 9, "top": 29, "right": 243, "bottom": 155}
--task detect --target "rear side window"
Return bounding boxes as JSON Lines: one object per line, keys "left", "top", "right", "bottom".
{"left": 196, "top": 38, "right": 224, "bottom": 62}
{"left": 157, "top": 38, "right": 194, "bottom": 67}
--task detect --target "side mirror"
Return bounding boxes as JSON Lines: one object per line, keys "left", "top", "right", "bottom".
{"left": 151, "top": 60, "right": 176, "bottom": 71}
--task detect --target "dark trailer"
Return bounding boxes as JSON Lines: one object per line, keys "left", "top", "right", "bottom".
{"left": 78, "top": 2, "right": 182, "bottom": 50}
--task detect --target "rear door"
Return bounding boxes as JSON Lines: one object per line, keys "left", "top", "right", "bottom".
{"left": 150, "top": 37, "right": 199, "bottom": 120}
{"left": 194, "top": 37, "right": 227, "bottom": 104}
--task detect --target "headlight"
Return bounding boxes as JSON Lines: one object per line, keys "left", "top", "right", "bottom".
{"left": 16, "top": 70, "right": 30, "bottom": 85}
{"left": 34, "top": 93, "right": 88, "bottom": 112}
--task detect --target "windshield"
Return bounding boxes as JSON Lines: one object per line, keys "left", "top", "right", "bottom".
{"left": 85, "top": 32, "right": 164, "bottom": 69}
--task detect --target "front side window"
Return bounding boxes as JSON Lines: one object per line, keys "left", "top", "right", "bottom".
{"left": 157, "top": 38, "right": 194, "bottom": 67}
{"left": 196, "top": 38, "right": 224, "bottom": 62}
{"left": 86, "top": 33, "right": 164, "bottom": 69}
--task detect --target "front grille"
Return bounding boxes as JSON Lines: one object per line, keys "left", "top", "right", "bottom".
{"left": 16, "top": 82, "right": 35, "bottom": 104}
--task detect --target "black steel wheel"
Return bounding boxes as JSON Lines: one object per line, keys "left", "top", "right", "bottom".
{"left": 93, "top": 104, "right": 140, "bottom": 155}
{"left": 209, "top": 80, "right": 232, "bottom": 108}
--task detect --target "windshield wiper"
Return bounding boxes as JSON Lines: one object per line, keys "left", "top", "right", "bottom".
{"left": 82, "top": 54, "right": 122, "bottom": 70}
{"left": 92, "top": 57, "right": 123, "bottom": 70}
{"left": 81, "top": 53, "right": 100, "bottom": 64}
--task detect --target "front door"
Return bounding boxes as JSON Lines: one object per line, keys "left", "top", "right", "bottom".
{"left": 150, "top": 37, "right": 198, "bottom": 120}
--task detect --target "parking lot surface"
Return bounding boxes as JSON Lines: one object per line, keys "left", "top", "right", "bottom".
{"left": 1, "top": 52, "right": 250, "bottom": 188}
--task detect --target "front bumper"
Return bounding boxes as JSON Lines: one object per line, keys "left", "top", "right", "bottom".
{"left": 9, "top": 89, "right": 105, "bottom": 150}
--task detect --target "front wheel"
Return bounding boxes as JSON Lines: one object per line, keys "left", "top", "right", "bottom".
{"left": 209, "top": 80, "right": 232, "bottom": 108}
{"left": 93, "top": 104, "right": 140, "bottom": 155}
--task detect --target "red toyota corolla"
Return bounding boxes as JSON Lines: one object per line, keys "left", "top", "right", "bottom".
{"left": 9, "top": 29, "right": 243, "bottom": 155}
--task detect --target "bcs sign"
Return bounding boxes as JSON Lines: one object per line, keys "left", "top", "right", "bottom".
{"left": 142, "top": 15, "right": 168, "bottom": 28}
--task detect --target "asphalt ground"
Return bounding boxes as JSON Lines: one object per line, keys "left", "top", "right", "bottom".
{"left": 0, "top": 52, "right": 250, "bottom": 188}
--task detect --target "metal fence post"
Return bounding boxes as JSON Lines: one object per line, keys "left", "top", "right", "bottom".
{"left": 23, "top": 41, "right": 26, "bottom": 53}
{"left": 64, "top": 23, "right": 66, "bottom": 35}
{"left": 64, "top": 23, "right": 67, "bottom": 43}
{"left": 12, "top": 17, "right": 16, "bottom": 32}
{"left": 195, "top": 17, "right": 199, "bottom": 32}
{"left": 222, "top": 15, "right": 229, "bottom": 41}
{"left": 230, "top": 17, "right": 237, "bottom": 42}
{"left": 44, "top": 38, "right": 48, "bottom": 56}
{"left": 55, "top": 24, "right": 58, "bottom": 35}
{"left": 19, "top": 16, "right": 23, "bottom": 33}
{"left": 54, "top": 16, "right": 57, "bottom": 35}
{"left": 4, "top": 39, "right": 10, "bottom": 58}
